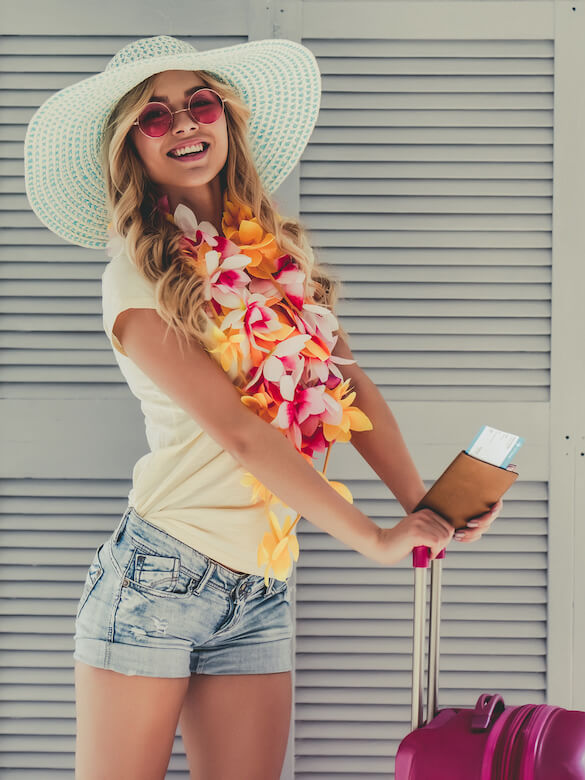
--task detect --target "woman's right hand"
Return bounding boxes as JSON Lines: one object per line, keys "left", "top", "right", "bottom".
{"left": 371, "top": 508, "right": 456, "bottom": 567}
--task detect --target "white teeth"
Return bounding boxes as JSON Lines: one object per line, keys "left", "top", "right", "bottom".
{"left": 171, "top": 143, "right": 205, "bottom": 157}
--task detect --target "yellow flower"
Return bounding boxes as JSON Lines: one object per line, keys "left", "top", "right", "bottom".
{"left": 323, "top": 378, "right": 373, "bottom": 443}
{"left": 316, "top": 470, "right": 354, "bottom": 503}
{"left": 257, "top": 509, "right": 300, "bottom": 586}
{"left": 240, "top": 471, "right": 284, "bottom": 507}
{"left": 208, "top": 325, "right": 246, "bottom": 372}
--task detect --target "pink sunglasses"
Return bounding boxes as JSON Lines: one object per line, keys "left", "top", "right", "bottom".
{"left": 132, "top": 88, "right": 225, "bottom": 138}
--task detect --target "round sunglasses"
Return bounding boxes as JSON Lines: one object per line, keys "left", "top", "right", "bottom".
{"left": 132, "top": 88, "right": 225, "bottom": 138}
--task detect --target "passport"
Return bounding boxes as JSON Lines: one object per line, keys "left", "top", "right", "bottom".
{"left": 413, "top": 426, "right": 521, "bottom": 530}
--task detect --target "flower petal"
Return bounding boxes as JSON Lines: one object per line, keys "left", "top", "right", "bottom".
{"left": 173, "top": 203, "right": 199, "bottom": 235}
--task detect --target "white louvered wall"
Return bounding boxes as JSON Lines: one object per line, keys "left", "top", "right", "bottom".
{"left": 0, "top": 25, "right": 272, "bottom": 780}
{"left": 292, "top": 12, "right": 553, "bottom": 779}
{"left": 303, "top": 37, "right": 552, "bottom": 403}
{"left": 2, "top": 1, "right": 584, "bottom": 778}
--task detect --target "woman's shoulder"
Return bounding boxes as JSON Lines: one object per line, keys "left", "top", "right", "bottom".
{"left": 102, "top": 247, "right": 156, "bottom": 302}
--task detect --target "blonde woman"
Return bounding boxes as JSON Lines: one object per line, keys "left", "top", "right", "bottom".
{"left": 24, "top": 35, "right": 500, "bottom": 780}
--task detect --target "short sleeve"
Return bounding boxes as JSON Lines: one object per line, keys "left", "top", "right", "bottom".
{"left": 101, "top": 250, "right": 158, "bottom": 356}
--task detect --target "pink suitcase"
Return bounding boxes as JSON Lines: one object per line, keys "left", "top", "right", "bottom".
{"left": 395, "top": 545, "right": 585, "bottom": 779}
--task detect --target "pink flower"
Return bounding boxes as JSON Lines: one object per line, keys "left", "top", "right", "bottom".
{"left": 249, "top": 255, "right": 306, "bottom": 310}
{"left": 244, "top": 334, "right": 311, "bottom": 392}
{"left": 202, "top": 249, "right": 251, "bottom": 308}
{"left": 221, "top": 292, "right": 284, "bottom": 353}
{"left": 270, "top": 359, "right": 342, "bottom": 451}
{"left": 303, "top": 341, "right": 357, "bottom": 388}
{"left": 300, "top": 420, "right": 329, "bottom": 457}
{"left": 293, "top": 302, "right": 338, "bottom": 351}
{"left": 272, "top": 384, "right": 327, "bottom": 450}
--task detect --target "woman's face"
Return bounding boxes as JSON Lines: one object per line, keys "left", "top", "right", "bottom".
{"left": 129, "top": 69, "right": 228, "bottom": 199}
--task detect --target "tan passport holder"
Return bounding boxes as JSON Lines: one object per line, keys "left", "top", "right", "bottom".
{"left": 412, "top": 450, "right": 518, "bottom": 531}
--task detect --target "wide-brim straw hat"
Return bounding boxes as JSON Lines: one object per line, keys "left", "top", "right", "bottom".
{"left": 24, "top": 34, "right": 321, "bottom": 249}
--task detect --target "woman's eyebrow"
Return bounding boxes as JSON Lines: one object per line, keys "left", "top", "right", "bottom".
{"left": 149, "top": 86, "right": 205, "bottom": 103}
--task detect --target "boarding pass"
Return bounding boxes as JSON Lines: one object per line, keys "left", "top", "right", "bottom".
{"left": 466, "top": 425, "right": 524, "bottom": 468}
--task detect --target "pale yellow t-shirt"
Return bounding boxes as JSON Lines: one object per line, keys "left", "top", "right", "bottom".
{"left": 101, "top": 244, "right": 293, "bottom": 577}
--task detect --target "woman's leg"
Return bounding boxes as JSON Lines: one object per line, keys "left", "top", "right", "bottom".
{"left": 74, "top": 659, "right": 190, "bottom": 780}
{"left": 179, "top": 671, "right": 292, "bottom": 780}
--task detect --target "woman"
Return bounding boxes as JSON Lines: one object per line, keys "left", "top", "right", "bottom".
{"left": 24, "top": 35, "right": 501, "bottom": 780}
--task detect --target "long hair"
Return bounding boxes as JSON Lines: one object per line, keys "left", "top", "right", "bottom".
{"left": 100, "top": 69, "right": 347, "bottom": 360}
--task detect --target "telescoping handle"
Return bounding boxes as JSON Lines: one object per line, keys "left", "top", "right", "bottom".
{"left": 410, "top": 544, "right": 445, "bottom": 731}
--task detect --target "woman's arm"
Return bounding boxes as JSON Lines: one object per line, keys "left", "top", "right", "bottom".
{"left": 114, "top": 307, "right": 382, "bottom": 560}
{"left": 331, "top": 333, "right": 426, "bottom": 514}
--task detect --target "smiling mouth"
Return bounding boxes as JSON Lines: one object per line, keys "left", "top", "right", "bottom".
{"left": 168, "top": 143, "right": 210, "bottom": 161}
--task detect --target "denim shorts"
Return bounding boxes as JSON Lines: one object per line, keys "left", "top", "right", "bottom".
{"left": 73, "top": 505, "right": 294, "bottom": 677}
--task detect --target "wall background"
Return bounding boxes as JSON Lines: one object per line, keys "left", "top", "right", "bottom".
{"left": 2, "top": 1, "right": 584, "bottom": 777}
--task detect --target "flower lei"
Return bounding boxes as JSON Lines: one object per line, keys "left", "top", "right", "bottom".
{"left": 147, "top": 190, "right": 373, "bottom": 585}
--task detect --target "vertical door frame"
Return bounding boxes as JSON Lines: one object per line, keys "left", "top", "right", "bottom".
{"left": 549, "top": 0, "right": 585, "bottom": 710}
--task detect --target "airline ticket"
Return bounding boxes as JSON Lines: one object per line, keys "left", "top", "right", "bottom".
{"left": 466, "top": 425, "right": 524, "bottom": 468}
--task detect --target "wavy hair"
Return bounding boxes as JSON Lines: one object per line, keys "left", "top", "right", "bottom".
{"left": 100, "top": 69, "right": 347, "bottom": 363}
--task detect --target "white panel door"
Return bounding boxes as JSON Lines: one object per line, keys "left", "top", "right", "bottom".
{"left": 288, "top": 1, "right": 585, "bottom": 777}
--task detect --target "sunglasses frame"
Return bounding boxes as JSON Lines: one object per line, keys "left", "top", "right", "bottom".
{"left": 132, "top": 88, "right": 225, "bottom": 138}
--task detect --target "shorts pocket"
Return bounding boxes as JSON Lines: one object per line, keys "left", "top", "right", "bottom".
{"left": 127, "top": 550, "right": 193, "bottom": 597}
{"left": 76, "top": 543, "right": 105, "bottom": 621}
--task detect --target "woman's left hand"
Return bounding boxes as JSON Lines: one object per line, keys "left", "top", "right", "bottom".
{"left": 453, "top": 498, "right": 503, "bottom": 543}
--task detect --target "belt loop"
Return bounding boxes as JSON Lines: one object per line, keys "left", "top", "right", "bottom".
{"left": 113, "top": 506, "right": 130, "bottom": 544}
{"left": 191, "top": 559, "right": 216, "bottom": 595}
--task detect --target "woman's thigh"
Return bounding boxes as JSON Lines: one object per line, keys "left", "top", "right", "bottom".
{"left": 74, "top": 659, "right": 190, "bottom": 780}
{"left": 179, "top": 670, "right": 292, "bottom": 780}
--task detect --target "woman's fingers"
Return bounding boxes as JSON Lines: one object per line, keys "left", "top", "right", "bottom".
{"left": 454, "top": 499, "right": 504, "bottom": 543}
{"left": 471, "top": 498, "right": 503, "bottom": 526}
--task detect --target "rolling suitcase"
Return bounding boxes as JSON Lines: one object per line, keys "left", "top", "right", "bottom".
{"left": 395, "top": 544, "right": 585, "bottom": 779}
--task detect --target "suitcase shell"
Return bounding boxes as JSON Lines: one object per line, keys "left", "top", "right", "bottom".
{"left": 395, "top": 545, "right": 585, "bottom": 779}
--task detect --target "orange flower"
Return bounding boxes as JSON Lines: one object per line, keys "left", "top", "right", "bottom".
{"left": 240, "top": 390, "right": 277, "bottom": 423}
{"left": 323, "top": 378, "right": 374, "bottom": 443}
{"left": 222, "top": 194, "right": 281, "bottom": 278}
{"left": 257, "top": 509, "right": 299, "bottom": 586}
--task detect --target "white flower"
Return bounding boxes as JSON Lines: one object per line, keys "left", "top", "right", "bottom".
{"left": 202, "top": 249, "right": 251, "bottom": 307}
{"left": 173, "top": 203, "right": 218, "bottom": 240}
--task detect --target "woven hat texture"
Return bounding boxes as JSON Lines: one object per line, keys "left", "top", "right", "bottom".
{"left": 24, "top": 35, "right": 321, "bottom": 249}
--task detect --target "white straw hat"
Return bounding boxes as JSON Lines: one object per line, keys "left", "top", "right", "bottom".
{"left": 24, "top": 35, "right": 321, "bottom": 249}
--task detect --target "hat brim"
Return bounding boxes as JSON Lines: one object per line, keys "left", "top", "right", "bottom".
{"left": 24, "top": 38, "right": 321, "bottom": 249}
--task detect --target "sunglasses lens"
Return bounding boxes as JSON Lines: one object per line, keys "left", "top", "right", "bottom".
{"left": 189, "top": 90, "right": 223, "bottom": 124}
{"left": 138, "top": 104, "right": 172, "bottom": 137}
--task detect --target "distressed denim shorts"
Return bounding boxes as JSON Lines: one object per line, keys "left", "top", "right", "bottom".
{"left": 73, "top": 505, "right": 294, "bottom": 677}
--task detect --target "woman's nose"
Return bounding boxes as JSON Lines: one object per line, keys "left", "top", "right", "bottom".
{"left": 173, "top": 108, "right": 199, "bottom": 133}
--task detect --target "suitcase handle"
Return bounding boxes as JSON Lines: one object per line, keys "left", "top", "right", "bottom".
{"left": 410, "top": 545, "right": 446, "bottom": 730}
{"left": 413, "top": 545, "right": 446, "bottom": 568}
{"left": 409, "top": 547, "right": 505, "bottom": 732}
{"left": 471, "top": 693, "right": 505, "bottom": 730}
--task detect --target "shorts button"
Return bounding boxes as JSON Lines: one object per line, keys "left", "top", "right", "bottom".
{"left": 122, "top": 578, "right": 129, "bottom": 587}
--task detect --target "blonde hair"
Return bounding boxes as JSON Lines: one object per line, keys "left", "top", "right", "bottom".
{"left": 100, "top": 70, "right": 347, "bottom": 361}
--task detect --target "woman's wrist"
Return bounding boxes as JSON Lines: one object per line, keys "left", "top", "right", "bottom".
{"left": 402, "top": 486, "right": 427, "bottom": 516}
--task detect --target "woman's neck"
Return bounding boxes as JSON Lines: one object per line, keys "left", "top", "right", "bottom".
{"left": 164, "top": 179, "right": 225, "bottom": 234}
